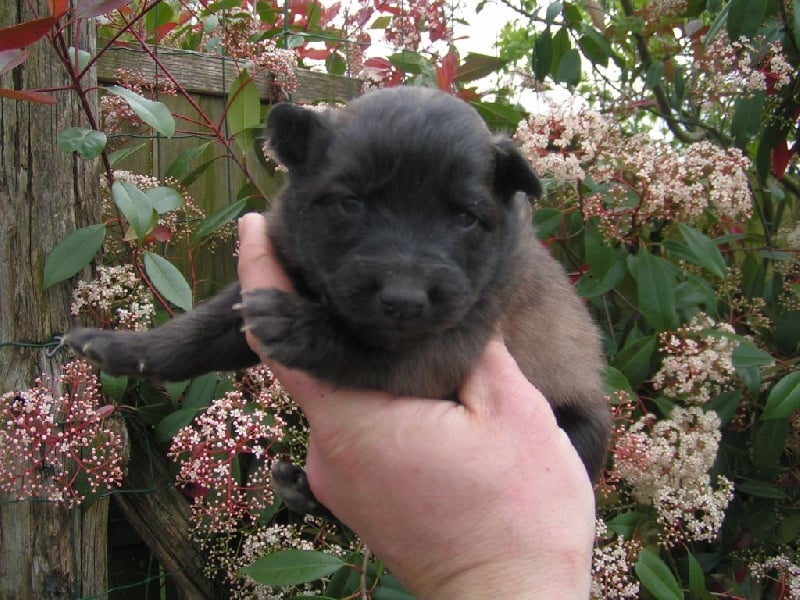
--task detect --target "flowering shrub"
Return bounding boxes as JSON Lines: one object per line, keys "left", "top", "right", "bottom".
{"left": 0, "top": 361, "right": 124, "bottom": 507}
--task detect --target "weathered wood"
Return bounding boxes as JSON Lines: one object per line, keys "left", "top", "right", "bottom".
{"left": 96, "top": 45, "right": 362, "bottom": 103}
{"left": 112, "top": 418, "right": 214, "bottom": 599}
{"left": 0, "top": 1, "right": 108, "bottom": 597}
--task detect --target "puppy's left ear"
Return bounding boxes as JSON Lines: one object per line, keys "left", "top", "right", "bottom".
{"left": 266, "top": 102, "right": 330, "bottom": 172}
{"left": 492, "top": 137, "right": 542, "bottom": 198}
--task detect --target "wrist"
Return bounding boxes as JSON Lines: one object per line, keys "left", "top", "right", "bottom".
{"left": 413, "top": 552, "right": 592, "bottom": 599}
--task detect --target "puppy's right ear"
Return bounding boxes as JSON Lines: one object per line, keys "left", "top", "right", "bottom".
{"left": 266, "top": 103, "right": 329, "bottom": 171}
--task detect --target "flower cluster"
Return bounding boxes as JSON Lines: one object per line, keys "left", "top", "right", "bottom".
{"left": 381, "top": 0, "right": 449, "bottom": 52}
{"left": 613, "top": 407, "right": 733, "bottom": 546}
{"left": 652, "top": 313, "right": 738, "bottom": 403}
{"left": 750, "top": 555, "right": 800, "bottom": 600}
{"left": 71, "top": 264, "right": 154, "bottom": 330}
{"left": 514, "top": 105, "right": 753, "bottom": 240}
{"left": 0, "top": 361, "right": 125, "bottom": 507}
{"left": 691, "top": 37, "right": 766, "bottom": 107}
{"left": 202, "top": 13, "right": 298, "bottom": 97}
{"left": 168, "top": 385, "right": 285, "bottom": 532}
{"left": 590, "top": 520, "right": 641, "bottom": 599}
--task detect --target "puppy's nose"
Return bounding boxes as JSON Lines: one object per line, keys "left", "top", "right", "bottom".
{"left": 378, "top": 284, "right": 428, "bottom": 320}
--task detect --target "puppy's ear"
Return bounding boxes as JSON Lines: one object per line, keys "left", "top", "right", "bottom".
{"left": 492, "top": 137, "right": 542, "bottom": 198}
{"left": 266, "top": 103, "right": 329, "bottom": 171}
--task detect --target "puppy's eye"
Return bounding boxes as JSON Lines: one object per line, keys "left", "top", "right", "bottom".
{"left": 337, "top": 196, "right": 364, "bottom": 216}
{"left": 455, "top": 211, "right": 480, "bottom": 229}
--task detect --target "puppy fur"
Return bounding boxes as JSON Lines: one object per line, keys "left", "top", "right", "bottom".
{"left": 66, "top": 87, "right": 612, "bottom": 507}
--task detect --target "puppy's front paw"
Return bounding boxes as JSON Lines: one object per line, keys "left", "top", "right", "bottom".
{"left": 239, "top": 289, "right": 313, "bottom": 365}
{"left": 63, "top": 328, "right": 145, "bottom": 376}
{"left": 270, "top": 460, "right": 331, "bottom": 517}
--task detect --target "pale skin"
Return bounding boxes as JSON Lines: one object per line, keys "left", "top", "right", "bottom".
{"left": 237, "top": 212, "right": 596, "bottom": 599}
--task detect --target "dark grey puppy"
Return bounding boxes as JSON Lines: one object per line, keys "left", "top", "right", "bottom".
{"left": 66, "top": 87, "right": 611, "bottom": 514}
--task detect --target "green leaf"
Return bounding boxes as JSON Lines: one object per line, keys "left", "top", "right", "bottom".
{"left": 603, "top": 365, "right": 635, "bottom": 397}
{"left": 687, "top": 552, "right": 707, "bottom": 599}
{"left": 108, "top": 142, "right": 146, "bottom": 166}
{"left": 370, "top": 15, "right": 392, "bottom": 29}
{"left": 57, "top": 127, "right": 107, "bottom": 159}
{"left": 703, "top": 1, "right": 730, "bottom": 45}
{"left": 611, "top": 334, "right": 657, "bottom": 389}
{"left": 727, "top": 0, "right": 767, "bottom": 41}
{"left": 794, "top": 0, "right": 800, "bottom": 50}
{"left": 165, "top": 142, "right": 213, "bottom": 180}
{"left": 43, "top": 223, "right": 106, "bottom": 289}
{"left": 635, "top": 548, "right": 683, "bottom": 600}
{"left": 155, "top": 407, "right": 201, "bottom": 444}
{"left": 112, "top": 181, "right": 158, "bottom": 242}
{"left": 732, "top": 340, "right": 773, "bottom": 370}
{"left": 190, "top": 198, "right": 248, "bottom": 244}
{"left": 183, "top": 373, "right": 219, "bottom": 410}
{"left": 143, "top": 252, "right": 193, "bottom": 312}
{"left": 146, "top": 186, "right": 184, "bottom": 214}
{"left": 388, "top": 51, "right": 434, "bottom": 76}
{"left": 454, "top": 53, "right": 507, "bottom": 83}
{"left": 470, "top": 100, "right": 524, "bottom": 130}
{"left": 636, "top": 248, "right": 678, "bottom": 331}
{"left": 242, "top": 550, "right": 346, "bottom": 586}
{"left": 706, "top": 390, "right": 742, "bottom": 426}
{"left": 532, "top": 29, "right": 553, "bottom": 81}
{"left": 555, "top": 48, "right": 581, "bottom": 85}
{"left": 678, "top": 223, "right": 726, "bottom": 279}
{"left": 644, "top": 62, "right": 665, "bottom": 90}
{"left": 100, "top": 372, "right": 128, "bottom": 401}
{"left": 777, "top": 514, "right": 800, "bottom": 544}
{"left": 731, "top": 92, "right": 765, "bottom": 149}
{"left": 607, "top": 511, "right": 644, "bottom": 538}
{"left": 67, "top": 46, "right": 91, "bottom": 71}
{"left": 545, "top": 1, "right": 563, "bottom": 24}
{"left": 105, "top": 85, "right": 175, "bottom": 137}
{"left": 753, "top": 418, "right": 789, "bottom": 470}
{"left": 227, "top": 69, "right": 261, "bottom": 152}
{"left": 737, "top": 479, "right": 787, "bottom": 499}
{"left": 532, "top": 207, "right": 562, "bottom": 238}
{"left": 762, "top": 372, "right": 800, "bottom": 419}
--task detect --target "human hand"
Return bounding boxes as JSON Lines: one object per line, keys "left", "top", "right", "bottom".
{"left": 237, "top": 212, "right": 595, "bottom": 599}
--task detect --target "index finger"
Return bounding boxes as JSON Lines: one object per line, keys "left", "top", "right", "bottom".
{"left": 237, "top": 212, "right": 293, "bottom": 293}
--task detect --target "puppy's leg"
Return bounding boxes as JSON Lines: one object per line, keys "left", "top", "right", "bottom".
{"left": 64, "top": 283, "right": 259, "bottom": 381}
{"left": 553, "top": 401, "right": 612, "bottom": 483}
{"left": 239, "top": 288, "right": 399, "bottom": 391}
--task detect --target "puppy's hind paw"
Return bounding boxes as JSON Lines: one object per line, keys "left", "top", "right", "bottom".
{"left": 270, "top": 460, "right": 332, "bottom": 518}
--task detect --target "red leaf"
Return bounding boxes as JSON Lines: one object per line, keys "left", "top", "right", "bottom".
{"left": 364, "top": 57, "right": 392, "bottom": 69}
{"left": 0, "top": 49, "right": 28, "bottom": 76}
{"left": 0, "top": 87, "right": 57, "bottom": 104}
{"left": 771, "top": 141, "right": 794, "bottom": 179}
{"left": 93, "top": 405, "right": 116, "bottom": 419}
{"left": 435, "top": 51, "right": 458, "bottom": 92}
{"left": 154, "top": 21, "right": 177, "bottom": 42}
{"left": 0, "top": 17, "right": 56, "bottom": 51}
{"left": 75, "top": 0, "right": 132, "bottom": 19}
{"left": 297, "top": 47, "right": 331, "bottom": 60}
{"left": 48, "top": 0, "right": 70, "bottom": 17}
{"left": 149, "top": 224, "right": 172, "bottom": 243}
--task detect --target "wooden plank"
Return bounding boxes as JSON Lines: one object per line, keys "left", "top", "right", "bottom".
{"left": 96, "top": 45, "right": 361, "bottom": 103}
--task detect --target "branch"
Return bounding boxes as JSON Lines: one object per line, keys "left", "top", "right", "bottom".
{"left": 619, "top": 0, "right": 707, "bottom": 144}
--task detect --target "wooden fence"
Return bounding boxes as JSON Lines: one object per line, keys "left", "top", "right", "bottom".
{"left": 95, "top": 46, "right": 361, "bottom": 296}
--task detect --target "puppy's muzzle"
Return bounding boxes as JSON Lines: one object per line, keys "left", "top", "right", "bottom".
{"left": 378, "top": 279, "right": 428, "bottom": 321}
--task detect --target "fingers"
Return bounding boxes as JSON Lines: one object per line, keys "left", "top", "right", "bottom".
{"left": 237, "top": 213, "right": 293, "bottom": 293}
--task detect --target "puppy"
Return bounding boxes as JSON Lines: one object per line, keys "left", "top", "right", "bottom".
{"left": 66, "top": 87, "right": 611, "bottom": 514}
